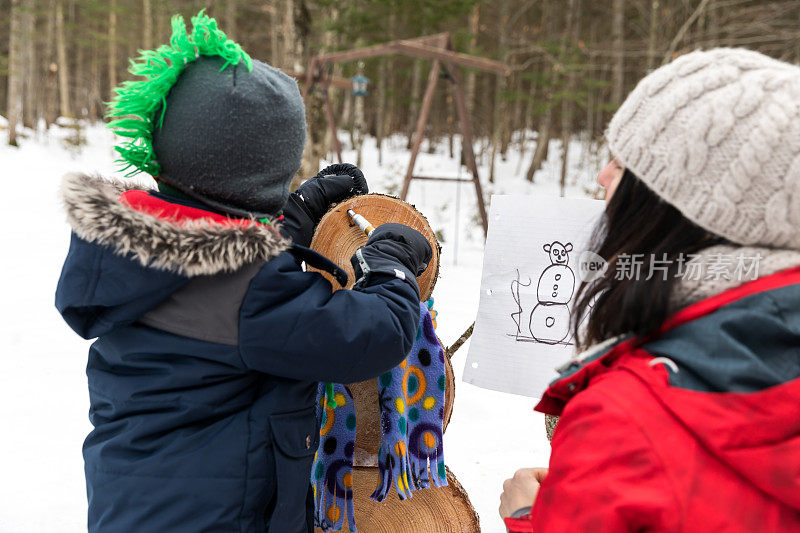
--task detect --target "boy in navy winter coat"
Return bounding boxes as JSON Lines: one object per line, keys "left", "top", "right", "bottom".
{"left": 55, "top": 12, "right": 431, "bottom": 533}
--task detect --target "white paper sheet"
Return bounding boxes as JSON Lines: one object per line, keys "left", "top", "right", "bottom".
{"left": 463, "top": 195, "right": 606, "bottom": 398}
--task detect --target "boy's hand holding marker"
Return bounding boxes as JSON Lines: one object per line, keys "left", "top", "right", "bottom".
{"left": 348, "top": 209, "right": 432, "bottom": 286}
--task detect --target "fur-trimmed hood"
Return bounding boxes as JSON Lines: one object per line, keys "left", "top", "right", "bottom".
{"left": 61, "top": 173, "right": 290, "bottom": 277}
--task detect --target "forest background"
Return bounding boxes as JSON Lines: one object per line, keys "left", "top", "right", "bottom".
{"left": 3, "top": 0, "right": 800, "bottom": 184}
{"left": 2, "top": 4, "right": 799, "bottom": 530}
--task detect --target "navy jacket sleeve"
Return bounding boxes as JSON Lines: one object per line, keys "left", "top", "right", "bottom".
{"left": 238, "top": 252, "right": 421, "bottom": 383}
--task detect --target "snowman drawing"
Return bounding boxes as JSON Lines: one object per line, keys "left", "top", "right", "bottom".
{"left": 528, "top": 241, "right": 575, "bottom": 344}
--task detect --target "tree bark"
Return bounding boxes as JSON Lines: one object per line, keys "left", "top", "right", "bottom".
{"left": 282, "top": 0, "right": 306, "bottom": 72}
{"left": 465, "top": 4, "right": 479, "bottom": 127}
{"left": 376, "top": 59, "right": 387, "bottom": 165}
{"left": 560, "top": 0, "right": 579, "bottom": 197}
{"left": 509, "top": 68, "right": 522, "bottom": 153}
{"left": 55, "top": 0, "right": 72, "bottom": 119}
{"left": 708, "top": 0, "right": 720, "bottom": 47}
{"left": 525, "top": 0, "right": 553, "bottom": 182}
{"left": 586, "top": 21, "right": 597, "bottom": 140}
{"left": 109, "top": 0, "right": 118, "bottom": 98}
{"left": 611, "top": 0, "right": 625, "bottom": 106}
{"left": 89, "top": 41, "right": 102, "bottom": 120}
{"left": 596, "top": 64, "right": 607, "bottom": 140}
{"left": 353, "top": 65, "right": 366, "bottom": 167}
{"left": 6, "top": 0, "right": 24, "bottom": 145}
{"left": 340, "top": 91, "right": 352, "bottom": 136}
{"left": 526, "top": 107, "right": 550, "bottom": 182}
{"left": 22, "top": 0, "right": 36, "bottom": 129}
{"left": 489, "top": 0, "right": 510, "bottom": 183}
{"left": 279, "top": 0, "right": 295, "bottom": 70}
{"left": 225, "top": 0, "right": 237, "bottom": 41}
{"left": 156, "top": 0, "right": 166, "bottom": 43}
{"left": 269, "top": 2, "right": 280, "bottom": 65}
{"left": 44, "top": 0, "right": 57, "bottom": 127}
{"left": 75, "top": 1, "right": 87, "bottom": 118}
{"left": 516, "top": 56, "right": 538, "bottom": 176}
{"left": 294, "top": 0, "right": 325, "bottom": 189}
{"left": 646, "top": 0, "right": 659, "bottom": 71}
{"left": 143, "top": 0, "right": 153, "bottom": 51}
{"left": 406, "top": 59, "right": 423, "bottom": 149}
{"left": 322, "top": 5, "right": 340, "bottom": 160}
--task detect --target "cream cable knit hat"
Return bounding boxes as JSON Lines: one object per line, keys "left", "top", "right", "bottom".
{"left": 606, "top": 48, "right": 800, "bottom": 250}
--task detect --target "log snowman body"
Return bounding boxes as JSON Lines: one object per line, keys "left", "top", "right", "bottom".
{"left": 310, "top": 195, "right": 477, "bottom": 532}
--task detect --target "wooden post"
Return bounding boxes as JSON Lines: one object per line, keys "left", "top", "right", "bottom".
{"left": 301, "top": 57, "right": 317, "bottom": 102}
{"left": 442, "top": 60, "right": 489, "bottom": 237}
{"left": 401, "top": 60, "right": 441, "bottom": 200}
{"left": 322, "top": 86, "right": 343, "bottom": 162}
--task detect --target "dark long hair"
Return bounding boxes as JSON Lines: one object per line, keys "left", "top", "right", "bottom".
{"left": 572, "top": 169, "right": 728, "bottom": 349}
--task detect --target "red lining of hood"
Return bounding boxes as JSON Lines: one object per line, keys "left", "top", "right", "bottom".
{"left": 118, "top": 190, "right": 280, "bottom": 227}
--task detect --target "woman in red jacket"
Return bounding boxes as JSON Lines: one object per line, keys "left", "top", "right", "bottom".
{"left": 501, "top": 48, "right": 800, "bottom": 532}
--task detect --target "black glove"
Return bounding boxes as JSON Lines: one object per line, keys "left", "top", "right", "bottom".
{"left": 315, "top": 163, "right": 368, "bottom": 196}
{"left": 350, "top": 223, "right": 433, "bottom": 295}
{"left": 280, "top": 163, "right": 369, "bottom": 246}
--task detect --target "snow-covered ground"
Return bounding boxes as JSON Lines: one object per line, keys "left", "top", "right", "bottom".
{"left": 0, "top": 122, "right": 602, "bottom": 532}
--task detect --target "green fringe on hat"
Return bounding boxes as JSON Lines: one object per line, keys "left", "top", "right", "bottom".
{"left": 106, "top": 10, "right": 253, "bottom": 177}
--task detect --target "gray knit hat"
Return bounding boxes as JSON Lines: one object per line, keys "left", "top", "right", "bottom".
{"left": 606, "top": 48, "right": 800, "bottom": 250}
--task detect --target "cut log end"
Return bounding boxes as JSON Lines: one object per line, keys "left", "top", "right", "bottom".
{"left": 309, "top": 194, "right": 440, "bottom": 301}
{"left": 314, "top": 466, "right": 480, "bottom": 533}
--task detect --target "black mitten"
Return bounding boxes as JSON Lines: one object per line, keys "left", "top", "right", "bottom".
{"left": 350, "top": 223, "right": 433, "bottom": 296}
{"left": 280, "top": 164, "right": 369, "bottom": 246}
{"left": 316, "top": 163, "right": 368, "bottom": 196}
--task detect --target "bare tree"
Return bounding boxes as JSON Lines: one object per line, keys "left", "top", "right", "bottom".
{"left": 525, "top": 0, "right": 554, "bottom": 182}
{"left": 6, "top": 0, "right": 24, "bottom": 145}
{"left": 44, "top": 0, "right": 58, "bottom": 126}
{"left": 662, "top": 0, "right": 712, "bottom": 64}
{"left": 646, "top": 0, "right": 660, "bottom": 71}
{"left": 143, "top": 0, "right": 153, "bottom": 51}
{"left": 489, "top": 0, "right": 511, "bottom": 183}
{"left": 375, "top": 59, "right": 387, "bottom": 165}
{"left": 22, "top": 0, "right": 36, "bottom": 129}
{"left": 269, "top": 3, "right": 280, "bottom": 66}
{"left": 406, "top": 59, "right": 423, "bottom": 149}
{"left": 559, "top": 0, "right": 579, "bottom": 197}
{"left": 353, "top": 62, "right": 366, "bottom": 167}
{"left": 55, "top": 0, "right": 72, "bottom": 119}
{"left": 109, "top": 0, "right": 118, "bottom": 98}
{"left": 465, "top": 4, "right": 480, "bottom": 123}
{"left": 225, "top": 0, "right": 237, "bottom": 41}
{"left": 611, "top": 0, "right": 625, "bottom": 106}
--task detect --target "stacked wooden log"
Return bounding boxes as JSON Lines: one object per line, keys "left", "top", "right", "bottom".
{"left": 310, "top": 194, "right": 479, "bottom": 533}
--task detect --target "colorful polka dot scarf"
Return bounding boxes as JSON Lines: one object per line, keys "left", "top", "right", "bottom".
{"left": 311, "top": 300, "right": 448, "bottom": 532}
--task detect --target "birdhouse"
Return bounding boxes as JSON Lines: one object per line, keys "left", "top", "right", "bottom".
{"left": 351, "top": 74, "right": 370, "bottom": 96}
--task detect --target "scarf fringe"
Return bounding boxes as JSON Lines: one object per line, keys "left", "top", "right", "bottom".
{"left": 370, "top": 444, "right": 448, "bottom": 502}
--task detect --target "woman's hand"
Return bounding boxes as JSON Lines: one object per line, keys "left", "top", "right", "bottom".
{"left": 499, "top": 468, "right": 549, "bottom": 519}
